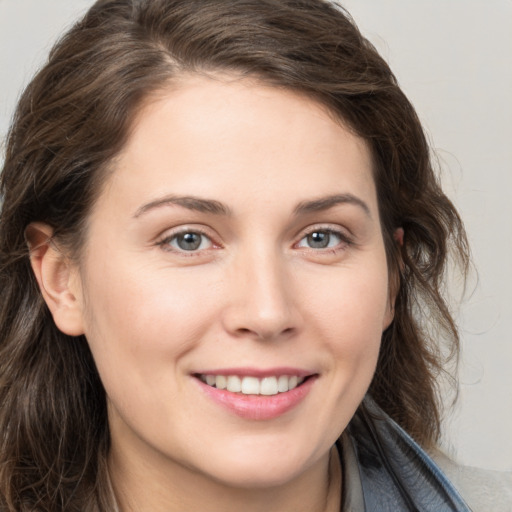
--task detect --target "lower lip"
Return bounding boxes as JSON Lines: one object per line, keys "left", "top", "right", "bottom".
{"left": 196, "top": 377, "right": 316, "bottom": 420}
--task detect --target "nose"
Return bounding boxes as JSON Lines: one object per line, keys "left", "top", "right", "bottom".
{"left": 221, "top": 250, "right": 300, "bottom": 341}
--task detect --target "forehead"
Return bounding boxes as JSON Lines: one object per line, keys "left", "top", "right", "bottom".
{"left": 95, "top": 75, "right": 377, "bottom": 220}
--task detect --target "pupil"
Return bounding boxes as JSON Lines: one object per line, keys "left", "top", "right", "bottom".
{"left": 177, "top": 233, "right": 201, "bottom": 251}
{"left": 308, "top": 231, "right": 329, "bottom": 248}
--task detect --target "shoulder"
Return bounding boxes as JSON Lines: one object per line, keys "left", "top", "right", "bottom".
{"left": 430, "top": 449, "right": 512, "bottom": 512}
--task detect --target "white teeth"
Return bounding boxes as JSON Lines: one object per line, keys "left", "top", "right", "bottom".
{"left": 277, "top": 375, "right": 289, "bottom": 392}
{"left": 215, "top": 375, "right": 227, "bottom": 390}
{"left": 241, "top": 376, "right": 260, "bottom": 395}
{"left": 200, "top": 374, "right": 306, "bottom": 395}
{"left": 226, "top": 375, "right": 242, "bottom": 393}
{"left": 260, "top": 377, "right": 278, "bottom": 395}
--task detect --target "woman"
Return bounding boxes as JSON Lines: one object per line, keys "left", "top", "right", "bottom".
{"left": 0, "top": 0, "right": 491, "bottom": 510}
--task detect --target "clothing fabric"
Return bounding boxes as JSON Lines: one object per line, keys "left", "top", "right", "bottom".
{"left": 339, "top": 397, "right": 472, "bottom": 511}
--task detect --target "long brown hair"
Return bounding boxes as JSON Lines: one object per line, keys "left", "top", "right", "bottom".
{"left": 0, "top": 0, "right": 469, "bottom": 509}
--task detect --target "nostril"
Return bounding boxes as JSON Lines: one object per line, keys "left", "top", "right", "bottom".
{"left": 233, "top": 325, "right": 295, "bottom": 340}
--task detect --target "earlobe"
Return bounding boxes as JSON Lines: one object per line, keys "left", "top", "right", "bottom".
{"left": 25, "top": 223, "right": 85, "bottom": 336}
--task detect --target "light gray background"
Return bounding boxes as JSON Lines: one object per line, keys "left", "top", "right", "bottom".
{"left": 1, "top": 0, "right": 511, "bottom": 472}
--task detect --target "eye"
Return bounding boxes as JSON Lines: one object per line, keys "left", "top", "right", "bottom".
{"left": 296, "top": 229, "right": 346, "bottom": 250}
{"left": 161, "top": 231, "right": 213, "bottom": 252}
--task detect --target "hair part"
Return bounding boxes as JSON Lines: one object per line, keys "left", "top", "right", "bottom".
{"left": 0, "top": 0, "right": 469, "bottom": 509}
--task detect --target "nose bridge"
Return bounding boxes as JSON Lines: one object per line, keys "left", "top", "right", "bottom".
{"left": 224, "top": 244, "right": 297, "bottom": 339}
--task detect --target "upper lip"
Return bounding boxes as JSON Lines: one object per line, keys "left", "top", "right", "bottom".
{"left": 193, "top": 367, "right": 314, "bottom": 378}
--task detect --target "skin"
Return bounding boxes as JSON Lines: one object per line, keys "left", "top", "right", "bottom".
{"left": 30, "top": 75, "right": 396, "bottom": 512}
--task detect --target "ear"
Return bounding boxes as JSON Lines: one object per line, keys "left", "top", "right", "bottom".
{"left": 25, "top": 222, "right": 85, "bottom": 336}
{"left": 382, "top": 227, "right": 405, "bottom": 331}
{"left": 393, "top": 227, "right": 404, "bottom": 246}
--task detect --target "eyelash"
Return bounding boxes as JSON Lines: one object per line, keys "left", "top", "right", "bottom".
{"left": 155, "top": 225, "right": 353, "bottom": 256}
{"left": 156, "top": 228, "right": 217, "bottom": 255}
{"left": 295, "top": 226, "right": 353, "bottom": 253}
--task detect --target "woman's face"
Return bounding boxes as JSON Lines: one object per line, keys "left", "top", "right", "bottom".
{"left": 71, "top": 76, "right": 394, "bottom": 488}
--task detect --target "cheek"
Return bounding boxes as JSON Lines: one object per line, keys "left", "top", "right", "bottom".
{"left": 78, "top": 254, "right": 225, "bottom": 385}
{"left": 78, "top": 268, "right": 212, "bottom": 442}
{"left": 312, "top": 266, "right": 390, "bottom": 335}
{"left": 306, "top": 262, "right": 390, "bottom": 382}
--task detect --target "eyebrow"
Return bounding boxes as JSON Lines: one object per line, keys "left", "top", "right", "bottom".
{"left": 133, "top": 195, "right": 232, "bottom": 218}
{"left": 293, "top": 193, "right": 371, "bottom": 218}
{"left": 133, "top": 192, "right": 371, "bottom": 219}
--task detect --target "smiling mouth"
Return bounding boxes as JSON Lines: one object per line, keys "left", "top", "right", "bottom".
{"left": 196, "top": 374, "right": 309, "bottom": 396}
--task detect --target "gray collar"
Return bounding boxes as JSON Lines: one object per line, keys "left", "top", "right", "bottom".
{"left": 338, "top": 396, "right": 472, "bottom": 512}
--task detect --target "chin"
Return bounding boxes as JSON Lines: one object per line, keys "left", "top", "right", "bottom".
{"left": 191, "top": 437, "right": 325, "bottom": 490}
{"left": 207, "top": 460, "right": 308, "bottom": 490}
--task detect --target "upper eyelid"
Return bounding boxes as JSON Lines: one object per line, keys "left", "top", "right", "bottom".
{"left": 156, "top": 235, "right": 217, "bottom": 261}
{"left": 154, "top": 223, "right": 352, "bottom": 245}
{"left": 155, "top": 226, "right": 220, "bottom": 252}
{"left": 294, "top": 225, "right": 355, "bottom": 250}
{"left": 296, "top": 224, "right": 353, "bottom": 240}
{"left": 156, "top": 225, "right": 215, "bottom": 241}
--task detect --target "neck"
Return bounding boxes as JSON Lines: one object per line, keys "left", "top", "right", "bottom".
{"left": 109, "top": 441, "right": 341, "bottom": 512}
